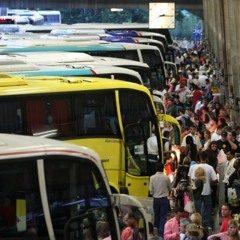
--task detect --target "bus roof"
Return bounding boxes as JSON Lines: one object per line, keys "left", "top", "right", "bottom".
{"left": 0, "top": 133, "right": 100, "bottom": 164}
{"left": 8, "top": 65, "right": 143, "bottom": 85}
{"left": 0, "top": 40, "right": 161, "bottom": 53}
{"left": 0, "top": 75, "right": 151, "bottom": 95}
{"left": 0, "top": 52, "right": 149, "bottom": 68}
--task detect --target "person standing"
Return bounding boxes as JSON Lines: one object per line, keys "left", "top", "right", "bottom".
{"left": 121, "top": 212, "right": 142, "bottom": 240}
{"left": 192, "top": 167, "right": 206, "bottom": 214}
{"left": 220, "top": 203, "right": 233, "bottom": 233}
{"left": 164, "top": 207, "right": 185, "bottom": 240}
{"left": 188, "top": 151, "right": 218, "bottom": 230}
{"left": 223, "top": 150, "right": 236, "bottom": 202}
{"left": 149, "top": 162, "right": 171, "bottom": 238}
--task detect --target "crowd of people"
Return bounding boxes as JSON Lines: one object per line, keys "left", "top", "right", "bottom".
{"left": 148, "top": 44, "right": 240, "bottom": 240}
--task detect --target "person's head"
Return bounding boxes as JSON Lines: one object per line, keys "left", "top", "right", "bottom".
{"left": 208, "top": 141, "right": 218, "bottom": 151}
{"left": 202, "top": 106, "right": 209, "bottom": 113}
{"left": 219, "top": 118, "right": 227, "bottom": 126}
{"left": 226, "top": 149, "right": 235, "bottom": 161}
{"left": 198, "top": 151, "right": 208, "bottom": 163}
{"left": 227, "top": 220, "right": 239, "bottom": 237}
{"left": 194, "top": 167, "right": 206, "bottom": 183}
{"left": 204, "top": 129, "right": 211, "bottom": 140}
{"left": 221, "top": 131, "right": 228, "bottom": 141}
{"left": 197, "top": 130, "right": 204, "bottom": 140}
{"left": 186, "top": 135, "right": 194, "bottom": 145}
{"left": 189, "top": 126, "right": 197, "bottom": 135}
{"left": 180, "top": 218, "right": 191, "bottom": 234}
{"left": 235, "top": 126, "right": 240, "bottom": 134}
{"left": 174, "top": 206, "right": 185, "bottom": 221}
{"left": 125, "top": 212, "right": 139, "bottom": 228}
{"left": 163, "top": 130, "right": 170, "bottom": 139}
{"left": 233, "top": 158, "right": 240, "bottom": 170}
{"left": 175, "top": 95, "right": 180, "bottom": 102}
{"left": 165, "top": 154, "right": 173, "bottom": 164}
{"left": 155, "top": 162, "right": 164, "bottom": 172}
{"left": 190, "top": 212, "right": 202, "bottom": 226}
{"left": 168, "top": 97, "right": 175, "bottom": 106}
{"left": 221, "top": 203, "right": 232, "bottom": 218}
{"left": 186, "top": 223, "right": 201, "bottom": 238}
{"left": 120, "top": 186, "right": 129, "bottom": 195}
{"left": 228, "top": 131, "right": 237, "bottom": 142}
{"left": 183, "top": 156, "right": 191, "bottom": 166}
{"left": 216, "top": 124, "right": 225, "bottom": 135}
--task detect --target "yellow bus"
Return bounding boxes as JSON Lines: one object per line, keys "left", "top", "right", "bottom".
{"left": 0, "top": 133, "right": 149, "bottom": 239}
{"left": 0, "top": 75, "right": 180, "bottom": 198}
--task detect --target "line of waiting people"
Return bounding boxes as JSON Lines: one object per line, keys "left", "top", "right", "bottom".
{"left": 147, "top": 45, "right": 240, "bottom": 240}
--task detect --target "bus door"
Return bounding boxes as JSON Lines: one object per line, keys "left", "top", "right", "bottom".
{"left": 164, "top": 61, "right": 177, "bottom": 79}
{"left": 158, "top": 114, "right": 182, "bottom": 161}
{"left": 124, "top": 122, "right": 156, "bottom": 198}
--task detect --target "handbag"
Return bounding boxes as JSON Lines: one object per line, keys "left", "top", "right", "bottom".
{"left": 184, "top": 199, "right": 195, "bottom": 213}
{"left": 184, "top": 186, "right": 196, "bottom": 213}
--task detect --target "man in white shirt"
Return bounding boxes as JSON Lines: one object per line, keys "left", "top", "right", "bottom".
{"left": 188, "top": 151, "right": 217, "bottom": 230}
{"left": 223, "top": 149, "right": 236, "bottom": 202}
{"left": 175, "top": 80, "right": 191, "bottom": 105}
{"left": 211, "top": 124, "right": 225, "bottom": 142}
{"left": 181, "top": 125, "right": 202, "bottom": 151}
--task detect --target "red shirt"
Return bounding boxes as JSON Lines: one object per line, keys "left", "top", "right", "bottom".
{"left": 165, "top": 163, "right": 174, "bottom": 175}
{"left": 192, "top": 89, "right": 202, "bottom": 107}
{"left": 220, "top": 216, "right": 232, "bottom": 232}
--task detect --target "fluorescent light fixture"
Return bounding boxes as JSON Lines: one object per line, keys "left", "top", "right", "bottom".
{"left": 111, "top": 8, "right": 123, "bottom": 12}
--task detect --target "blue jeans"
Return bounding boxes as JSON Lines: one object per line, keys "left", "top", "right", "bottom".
{"left": 201, "top": 194, "right": 213, "bottom": 228}
{"left": 153, "top": 197, "right": 169, "bottom": 237}
{"left": 194, "top": 199, "right": 202, "bottom": 214}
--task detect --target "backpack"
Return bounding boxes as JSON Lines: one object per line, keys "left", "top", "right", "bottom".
{"left": 206, "top": 90, "right": 213, "bottom": 101}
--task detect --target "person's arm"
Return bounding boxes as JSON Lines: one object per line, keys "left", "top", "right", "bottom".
{"left": 149, "top": 177, "right": 154, "bottom": 196}
{"left": 207, "top": 232, "right": 225, "bottom": 239}
{"left": 164, "top": 222, "right": 180, "bottom": 240}
{"left": 227, "top": 138, "right": 237, "bottom": 150}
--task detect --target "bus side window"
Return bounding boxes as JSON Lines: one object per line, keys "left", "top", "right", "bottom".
{"left": 0, "top": 101, "right": 23, "bottom": 134}
{"left": 26, "top": 99, "right": 47, "bottom": 135}
{"left": 50, "top": 98, "right": 71, "bottom": 137}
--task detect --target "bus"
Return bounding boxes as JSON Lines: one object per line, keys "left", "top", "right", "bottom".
{"left": 4, "top": 65, "right": 143, "bottom": 85}
{"left": 0, "top": 75, "right": 181, "bottom": 198}
{"left": 0, "top": 41, "right": 168, "bottom": 90}
{"left": 0, "top": 52, "right": 151, "bottom": 88}
{"left": 0, "top": 133, "right": 149, "bottom": 239}
{"left": 7, "top": 9, "right": 61, "bottom": 25}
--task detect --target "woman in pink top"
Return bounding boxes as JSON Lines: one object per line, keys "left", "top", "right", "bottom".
{"left": 207, "top": 220, "right": 240, "bottom": 240}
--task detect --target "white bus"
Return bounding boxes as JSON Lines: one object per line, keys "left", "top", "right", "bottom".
{"left": 7, "top": 9, "right": 61, "bottom": 25}
{"left": 7, "top": 65, "right": 144, "bottom": 85}
{"left": 0, "top": 52, "right": 150, "bottom": 87}
{"left": 0, "top": 41, "right": 168, "bottom": 90}
{"left": 0, "top": 133, "right": 149, "bottom": 239}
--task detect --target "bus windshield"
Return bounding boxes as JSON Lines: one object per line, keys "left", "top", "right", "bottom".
{"left": 0, "top": 156, "right": 114, "bottom": 238}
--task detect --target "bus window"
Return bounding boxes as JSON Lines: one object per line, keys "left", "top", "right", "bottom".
{"left": 0, "top": 160, "right": 42, "bottom": 237}
{"left": 120, "top": 90, "right": 159, "bottom": 176}
{"left": 88, "top": 50, "right": 139, "bottom": 62}
{"left": 25, "top": 96, "right": 71, "bottom": 137}
{"left": 80, "top": 92, "right": 120, "bottom": 136}
{"left": 44, "top": 157, "right": 113, "bottom": 238}
{"left": 0, "top": 100, "right": 23, "bottom": 134}
{"left": 141, "top": 49, "right": 166, "bottom": 89}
